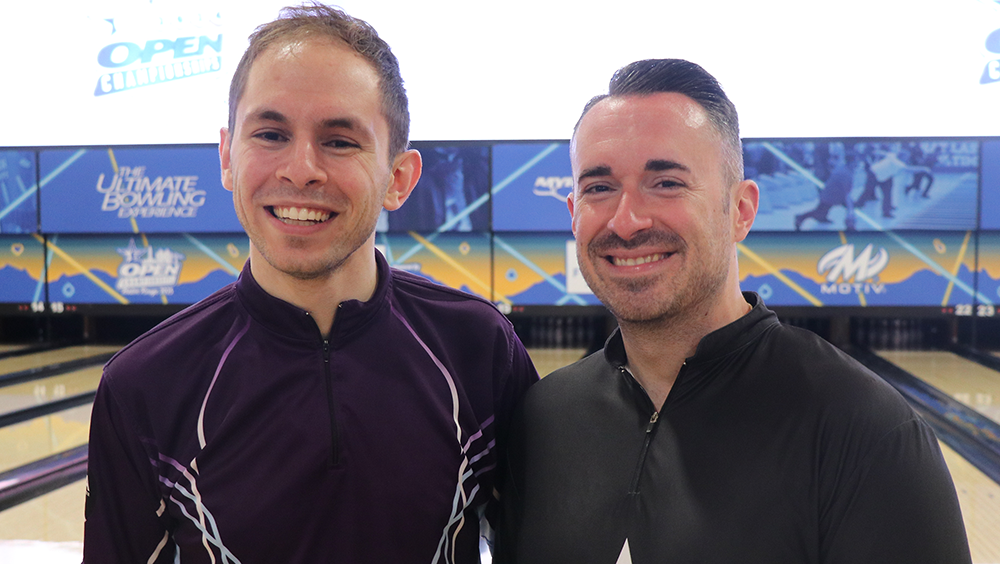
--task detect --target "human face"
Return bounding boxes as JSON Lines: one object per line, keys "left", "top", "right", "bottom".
{"left": 220, "top": 37, "right": 418, "bottom": 284}
{"left": 568, "top": 93, "right": 754, "bottom": 324}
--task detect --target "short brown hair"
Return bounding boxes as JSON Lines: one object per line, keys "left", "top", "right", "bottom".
{"left": 228, "top": 3, "right": 410, "bottom": 156}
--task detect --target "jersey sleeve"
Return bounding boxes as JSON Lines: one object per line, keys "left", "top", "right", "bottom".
{"left": 820, "top": 417, "right": 972, "bottom": 563}
{"left": 83, "top": 373, "right": 175, "bottom": 563}
{"left": 485, "top": 319, "right": 538, "bottom": 551}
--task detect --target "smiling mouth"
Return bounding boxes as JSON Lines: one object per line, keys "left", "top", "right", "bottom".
{"left": 609, "top": 253, "right": 670, "bottom": 267}
{"left": 268, "top": 206, "right": 333, "bottom": 225}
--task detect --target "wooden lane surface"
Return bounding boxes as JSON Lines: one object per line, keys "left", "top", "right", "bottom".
{"left": 0, "top": 404, "right": 92, "bottom": 474}
{"left": 0, "top": 479, "right": 86, "bottom": 545}
{"left": 876, "top": 350, "right": 1000, "bottom": 424}
{"left": 939, "top": 440, "right": 1000, "bottom": 563}
{"left": 0, "top": 367, "right": 103, "bottom": 417}
{"left": 0, "top": 345, "right": 119, "bottom": 377}
{"left": 876, "top": 350, "right": 1000, "bottom": 563}
{"left": 526, "top": 348, "right": 588, "bottom": 378}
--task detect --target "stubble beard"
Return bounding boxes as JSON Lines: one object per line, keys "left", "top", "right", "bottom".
{"left": 237, "top": 206, "right": 381, "bottom": 284}
{"left": 235, "top": 177, "right": 387, "bottom": 282}
{"left": 579, "top": 229, "right": 730, "bottom": 327}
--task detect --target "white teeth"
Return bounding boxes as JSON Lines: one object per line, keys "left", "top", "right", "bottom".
{"left": 613, "top": 253, "right": 664, "bottom": 267}
{"left": 273, "top": 206, "right": 331, "bottom": 223}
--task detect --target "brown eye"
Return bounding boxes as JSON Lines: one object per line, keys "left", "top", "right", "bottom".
{"left": 254, "top": 131, "right": 286, "bottom": 142}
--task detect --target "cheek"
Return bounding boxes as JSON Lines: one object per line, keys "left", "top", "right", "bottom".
{"left": 570, "top": 203, "right": 608, "bottom": 237}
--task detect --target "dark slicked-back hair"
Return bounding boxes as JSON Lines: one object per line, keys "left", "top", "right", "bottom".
{"left": 228, "top": 3, "right": 410, "bottom": 156}
{"left": 575, "top": 59, "right": 744, "bottom": 186}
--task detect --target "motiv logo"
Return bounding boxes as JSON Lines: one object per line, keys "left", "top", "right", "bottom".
{"left": 982, "top": 27, "right": 1000, "bottom": 84}
{"left": 817, "top": 243, "right": 889, "bottom": 295}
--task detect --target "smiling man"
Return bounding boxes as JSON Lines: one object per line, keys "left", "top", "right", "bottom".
{"left": 496, "top": 59, "right": 970, "bottom": 564}
{"left": 83, "top": 5, "right": 537, "bottom": 563}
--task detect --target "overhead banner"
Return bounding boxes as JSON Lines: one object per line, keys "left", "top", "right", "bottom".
{"left": 981, "top": 140, "right": 1000, "bottom": 230}
{"left": 492, "top": 232, "right": 600, "bottom": 307}
{"left": 492, "top": 143, "right": 573, "bottom": 232}
{"left": 978, "top": 231, "right": 1000, "bottom": 314}
{"left": 382, "top": 143, "right": 491, "bottom": 233}
{"left": 46, "top": 233, "right": 247, "bottom": 305}
{"left": 377, "top": 231, "right": 492, "bottom": 301}
{"left": 0, "top": 235, "right": 46, "bottom": 305}
{"left": 39, "top": 146, "right": 241, "bottom": 233}
{"left": 738, "top": 231, "right": 983, "bottom": 308}
{"left": 745, "top": 140, "right": 980, "bottom": 232}
{"left": 0, "top": 150, "right": 38, "bottom": 234}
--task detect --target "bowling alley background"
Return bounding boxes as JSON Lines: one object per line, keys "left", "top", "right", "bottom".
{"left": 0, "top": 139, "right": 998, "bottom": 322}
{"left": 1, "top": 0, "right": 999, "bottom": 346}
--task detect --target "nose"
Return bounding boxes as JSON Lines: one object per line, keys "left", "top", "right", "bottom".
{"left": 607, "top": 190, "right": 653, "bottom": 240}
{"left": 277, "top": 139, "right": 328, "bottom": 189}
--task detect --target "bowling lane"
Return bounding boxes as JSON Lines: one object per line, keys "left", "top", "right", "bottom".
{"left": 875, "top": 350, "right": 1000, "bottom": 563}
{"left": 0, "top": 344, "right": 31, "bottom": 354}
{"left": 0, "top": 345, "right": 118, "bottom": 377}
{"left": 939, "top": 440, "right": 1000, "bottom": 563}
{"left": 0, "top": 480, "right": 85, "bottom": 544}
{"left": 526, "top": 348, "right": 588, "bottom": 377}
{"left": 875, "top": 350, "right": 1000, "bottom": 424}
{"left": 0, "top": 404, "right": 91, "bottom": 474}
{"left": 0, "top": 366, "right": 103, "bottom": 417}
{"left": 0, "top": 479, "right": 85, "bottom": 564}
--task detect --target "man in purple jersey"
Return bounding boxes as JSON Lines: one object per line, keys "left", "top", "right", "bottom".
{"left": 83, "top": 5, "right": 537, "bottom": 563}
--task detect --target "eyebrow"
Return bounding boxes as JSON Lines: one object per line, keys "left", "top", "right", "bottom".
{"left": 577, "top": 159, "right": 690, "bottom": 183}
{"left": 248, "top": 109, "right": 288, "bottom": 124}
{"left": 247, "top": 110, "right": 359, "bottom": 131}
{"left": 577, "top": 165, "right": 612, "bottom": 183}
{"left": 645, "top": 159, "right": 689, "bottom": 173}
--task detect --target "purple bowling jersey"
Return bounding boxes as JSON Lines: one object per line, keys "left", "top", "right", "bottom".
{"left": 83, "top": 251, "right": 538, "bottom": 563}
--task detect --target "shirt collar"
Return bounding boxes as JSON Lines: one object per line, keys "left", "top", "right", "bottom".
{"left": 235, "top": 250, "right": 393, "bottom": 343}
{"left": 604, "top": 291, "right": 778, "bottom": 368}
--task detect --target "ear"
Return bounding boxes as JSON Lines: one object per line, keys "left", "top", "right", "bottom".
{"left": 732, "top": 179, "right": 759, "bottom": 242}
{"left": 383, "top": 149, "right": 422, "bottom": 211}
{"left": 566, "top": 189, "right": 577, "bottom": 236}
{"left": 219, "top": 127, "right": 234, "bottom": 192}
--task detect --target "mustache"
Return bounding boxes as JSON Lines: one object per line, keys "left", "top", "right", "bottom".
{"left": 587, "top": 229, "right": 684, "bottom": 254}
{"left": 256, "top": 186, "right": 343, "bottom": 208}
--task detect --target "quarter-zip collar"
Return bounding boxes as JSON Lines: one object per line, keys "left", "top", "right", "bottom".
{"left": 603, "top": 291, "right": 778, "bottom": 383}
{"left": 236, "top": 250, "right": 394, "bottom": 345}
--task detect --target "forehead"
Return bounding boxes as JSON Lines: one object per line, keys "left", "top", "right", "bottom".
{"left": 240, "top": 37, "right": 382, "bottom": 121}
{"left": 571, "top": 93, "right": 724, "bottom": 176}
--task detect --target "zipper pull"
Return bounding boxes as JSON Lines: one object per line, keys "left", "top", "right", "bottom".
{"left": 645, "top": 412, "right": 659, "bottom": 433}
{"left": 323, "top": 339, "right": 330, "bottom": 363}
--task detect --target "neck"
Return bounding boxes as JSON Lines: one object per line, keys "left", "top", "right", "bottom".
{"left": 248, "top": 243, "right": 379, "bottom": 337}
{"left": 618, "top": 288, "right": 750, "bottom": 410}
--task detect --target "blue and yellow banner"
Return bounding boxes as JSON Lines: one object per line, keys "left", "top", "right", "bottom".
{"left": 44, "top": 233, "right": 247, "bottom": 305}
{"left": 0, "top": 235, "right": 46, "bottom": 304}
{"left": 39, "top": 146, "right": 241, "bottom": 233}
{"left": 739, "top": 231, "right": 983, "bottom": 307}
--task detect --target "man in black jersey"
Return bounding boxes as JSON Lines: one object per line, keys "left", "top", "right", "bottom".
{"left": 496, "top": 59, "right": 971, "bottom": 564}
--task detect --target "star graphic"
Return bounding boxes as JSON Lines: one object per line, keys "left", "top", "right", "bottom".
{"left": 117, "top": 239, "right": 148, "bottom": 263}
